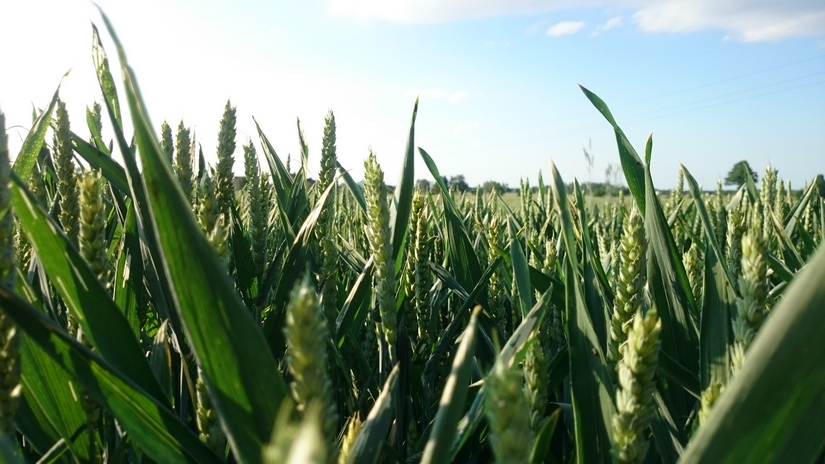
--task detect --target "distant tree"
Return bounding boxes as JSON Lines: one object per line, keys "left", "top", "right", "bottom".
{"left": 448, "top": 175, "right": 469, "bottom": 193}
{"left": 815, "top": 174, "right": 825, "bottom": 198}
{"left": 725, "top": 160, "right": 758, "bottom": 187}
{"left": 480, "top": 180, "right": 508, "bottom": 194}
{"left": 415, "top": 178, "right": 431, "bottom": 191}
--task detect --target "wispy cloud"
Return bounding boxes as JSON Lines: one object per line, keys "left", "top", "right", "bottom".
{"left": 547, "top": 21, "right": 586, "bottom": 37}
{"left": 328, "top": 0, "right": 825, "bottom": 42}
{"left": 632, "top": 0, "right": 825, "bottom": 42}
{"left": 601, "top": 16, "right": 623, "bottom": 30}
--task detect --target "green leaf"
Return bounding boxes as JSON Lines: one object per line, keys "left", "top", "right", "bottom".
{"left": 651, "top": 390, "right": 685, "bottom": 462}
{"left": 420, "top": 306, "right": 481, "bottom": 464}
{"left": 451, "top": 289, "right": 553, "bottom": 459}
{"left": 253, "top": 117, "right": 293, "bottom": 216}
{"left": 263, "top": 180, "right": 337, "bottom": 359}
{"left": 579, "top": 84, "right": 645, "bottom": 213}
{"left": 573, "top": 181, "right": 611, "bottom": 352}
{"left": 345, "top": 365, "right": 400, "bottom": 464}
{"left": 770, "top": 211, "right": 804, "bottom": 272}
{"left": 11, "top": 174, "right": 167, "bottom": 405}
{"left": 391, "top": 97, "right": 418, "bottom": 271}
{"left": 12, "top": 79, "right": 62, "bottom": 181}
{"left": 784, "top": 179, "right": 819, "bottom": 238}
{"left": 85, "top": 103, "right": 109, "bottom": 155}
{"left": 682, "top": 165, "right": 736, "bottom": 294}
{"left": 0, "top": 287, "right": 220, "bottom": 463}
{"left": 641, "top": 137, "right": 698, "bottom": 426}
{"left": 530, "top": 409, "right": 560, "bottom": 464}
{"left": 112, "top": 202, "right": 143, "bottom": 339}
{"left": 419, "top": 147, "right": 485, "bottom": 304}
{"left": 97, "top": 11, "right": 291, "bottom": 463}
{"left": 508, "top": 217, "right": 532, "bottom": 317}
{"left": 335, "top": 257, "right": 374, "bottom": 347}
{"left": 698, "top": 244, "right": 734, "bottom": 394}
{"left": 21, "top": 335, "right": 91, "bottom": 461}
{"left": 336, "top": 160, "right": 367, "bottom": 211}
{"left": 658, "top": 351, "right": 700, "bottom": 400}
{"left": 551, "top": 161, "right": 614, "bottom": 463}
{"left": 680, "top": 244, "right": 825, "bottom": 463}
{"left": 70, "top": 132, "right": 130, "bottom": 195}
{"left": 92, "top": 24, "right": 121, "bottom": 126}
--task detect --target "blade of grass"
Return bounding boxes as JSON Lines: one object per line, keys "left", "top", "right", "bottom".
{"left": 11, "top": 174, "right": 168, "bottom": 405}
{"left": 70, "top": 132, "right": 129, "bottom": 195}
{"left": 21, "top": 336, "right": 91, "bottom": 461}
{"left": 450, "top": 288, "right": 553, "bottom": 459}
{"left": 92, "top": 24, "right": 121, "bottom": 126}
{"left": 698, "top": 244, "right": 734, "bottom": 394}
{"left": 420, "top": 306, "right": 481, "bottom": 464}
{"left": 508, "top": 217, "right": 532, "bottom": 317}
{"left": 682, "top": 165, "right": 736, "bottom": 294}
{"left": 98, "top": 11, "right": 291, "bottom": 462}
{"left": 551, "top": 161, "right": 614, "bottom": 463}
{"left": 12, "top": 79, "right": 62, "bottom": 181}
{"left": 263, "top": 180, "right": 337, "bottom": 359}
{"left": 579, "top": 84, "right": 646, "bottom": 213}
{"left": 419, "top": 147, "right": 485, "bottom": 305}
{"left": 0, "top": 287, "right": 220, "bottom": 463}
{"left": 336, "top": 160, "right": 367, "bottom": 211}
{"left": 573, "top": 181, "right": 610, "bottom": 351}
{"left": 345, "top": 365, "right": 400, "bottom": 464}
{"left": 391, "top": 98, "right": 418, "bottom": 271}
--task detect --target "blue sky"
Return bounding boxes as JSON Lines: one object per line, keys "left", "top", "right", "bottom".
{"left": 2, "top": 0, "right": 824, "bottom": 190}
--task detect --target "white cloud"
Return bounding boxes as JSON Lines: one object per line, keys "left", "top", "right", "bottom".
{"left": 601, "top": 16, "right": 623, "bottom": 30}
{"left": 328, "top": 0, "right": 825, "bottom": 42}
{"left": 546, "top": 21, "right": 586, "bottom": 36}
{"left": 632, "top": 0, "right": 825, "bottom": 42}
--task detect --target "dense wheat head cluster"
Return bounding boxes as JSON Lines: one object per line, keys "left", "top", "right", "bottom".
{"left": 0, "top": 14, "right": 823, "bottom": 464}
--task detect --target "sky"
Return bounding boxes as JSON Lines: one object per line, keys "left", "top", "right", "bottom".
{"left": 1, "top": 0, "right": 824, "bottom": 191}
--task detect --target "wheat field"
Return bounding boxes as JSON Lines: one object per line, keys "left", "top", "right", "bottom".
{"left": 0, "top": 12, "right": 823, "bottom": 464}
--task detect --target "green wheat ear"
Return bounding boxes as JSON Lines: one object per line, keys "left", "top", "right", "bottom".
{"left": 264, "top": 402, "right": 327, "bottom": 464}
{"left": 79, "top": 170, "right": 108, "bottom": 283}
{"left": 54, "top": 100, "right": 80, "bottom": 246}
{"left": 338, "top": 414, "right": 363, "bottom": 464}
{"left": 484, "top": 360, "right": 534, "bottom": 464}
{"left": 363, "top": 150, "right": 396, "bottom": 366}
{"left": 316, "top": 110, "right": 339, "bottom": 327}
{"left": 0, "top": 111, "right": 20, "bottom": 434}
{"left": 608, "top": 205, "right": 646, "bottom": 367}
{"left": 197, "top": 173, "right": 230, "bottom": 266}
{"left": 284, "top": 276, "right": 338, "bottom": 458}
{"left": 174, "top": 121, "right": 194, "bottom": 204}
{"left": 160, "top": 120, "right": 174, "bottom": 164}
{"left": 215, "top": 100, "right": 237, "bottom": 220}
{"left": 612, "top": 307, "right": 662, "bottom": 464}
{"left": 196, "top": 367, "right": 226, "bottom": 455}
{"left": 405, "top": 188, "right": 432, "bottom": 354}
{"left": 523, "top": 327, "right": 550, "bottom": 431}
{"left": 731, "top": 231, "right": 767, "bottom": 374}
{"left": 683, "top": 243, "right": 703, "bottom": 317}
{"left": 243, "top": 141, "right": 267, "bottom": 280}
